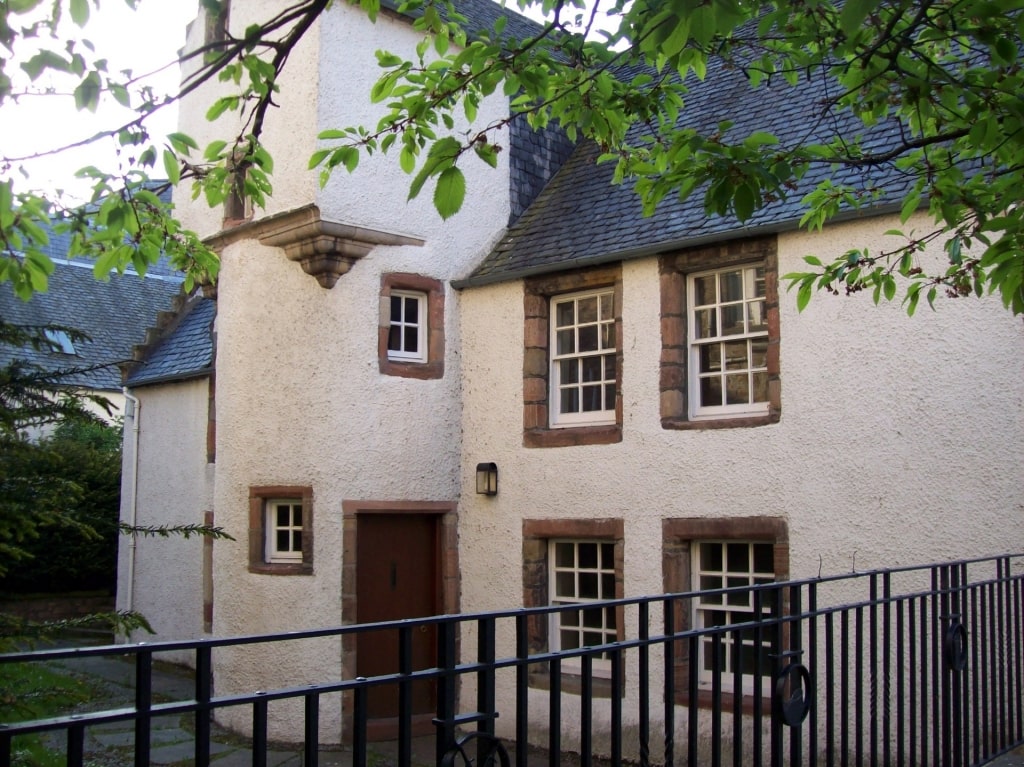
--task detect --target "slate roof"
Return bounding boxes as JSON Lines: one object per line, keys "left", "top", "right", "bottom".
{"left": 460, "top": 50, "right": 915, "bottom": 286}
{"left": 124, "top": 295, "right": 215, "bottom": 387}
{"left": 0, "top": 261, "right": 183, "bottom": 391}
{"left": 385, "top": 0, "right": 544, "bottom": 46}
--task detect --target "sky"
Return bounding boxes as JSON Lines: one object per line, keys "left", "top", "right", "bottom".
{"left": 0, "top": 1, "right": 199, "bottom": 199}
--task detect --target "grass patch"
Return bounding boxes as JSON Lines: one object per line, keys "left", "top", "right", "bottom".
{"left": 1, "top": 659, "right": 97, "bottom": 766}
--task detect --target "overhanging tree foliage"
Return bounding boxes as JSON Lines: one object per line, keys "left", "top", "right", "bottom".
{"left": 2, "top": 0, "right": 1023, "bottom": 314}
{"left": 0, "top": 319, "right": 233, "bottom": 643}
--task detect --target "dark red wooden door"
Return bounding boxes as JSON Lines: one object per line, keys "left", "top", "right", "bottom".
{"left": 355, "top": 513, "right": 439, "bottom": 733}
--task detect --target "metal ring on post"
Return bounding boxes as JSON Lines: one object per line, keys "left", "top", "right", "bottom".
{"left": 944, "top": 621, "right": 969, "bottom": 672}
{"left": 773, "top": 663, "right": 812, "bottom": 727}
{"left": 440, "top": 732, "right": 511, "bottom": 767}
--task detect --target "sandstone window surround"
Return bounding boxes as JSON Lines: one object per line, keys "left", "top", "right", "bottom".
{"left": 522, "top": 518, "right": 624, "bottom": 696}
{"left": 660, "top": 238, "right": 781, "bottom": 430}
{"left": 378, "top": 273, "right": 445, "bottom": 379}
{"left": 523, "top": 265, "right": 623, "bottom": 448}
{"left": 248, "top": 485, "right": 314, "bottom": 575}
{"left": 662, "top": 516, "right": 789, "bottom": 711}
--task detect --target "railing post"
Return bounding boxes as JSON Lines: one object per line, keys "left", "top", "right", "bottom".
{"left": 515, "top": 611, "right": 529, "bottom": 767}
{"left": 663, "top": 598, "right": 675, "bottom": 767}
{"left": 770, "top": 585, "right": 784, "bottom": 767}
{"left": 0, "top": 727, "right": 11, "bottom": 767}
{"left": 67, "top": 721, "right": 85, "bottom": 766}
{"left": 352, "top": 685, "right": 368, "bottom": 767}
{"left": 134, "top": 648, "right": 153, "bottom": 767}
{"left": 435, "top": 620, "right": 458, "bottom": 767}
{"left": 548, "top": 656, "right": 561, "bottom": 767}
{"left": 304, "top": 689, "right": 319, "bottom": 767}
{"left": 611, "top": 647, "right": 623, "bottom": 767}
{"left": 194, "top": 642, "right": 212, "bottom": 767}
{"left": 638, "top": 602, "right": 649, "bottom": 767}
{"left": 398, "top": 624, "right": 413, "bottom": 766}
{"left": 478, "top": 616, "right": 497, "bottom": 767}
{"left": 252, "top": 696, "right": 268, "bottom": 767}
{"left": 581, "top": 654, "right": 593, "bottom": 767}
{"left": 789, "top": 585, "right": 804, "bottom": 767}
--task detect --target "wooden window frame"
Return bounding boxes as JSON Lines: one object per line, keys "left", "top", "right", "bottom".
{"left": 387, "top": 289, "right": 428, "bottom": 363}
{"left": 248, "top": 485, "right": 313, "bottom": 575}
{"left": 549, "top": 289, "right": 618, "bottom": 428}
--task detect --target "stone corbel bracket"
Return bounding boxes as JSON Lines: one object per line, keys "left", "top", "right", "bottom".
{"left": 206, "top": 204, "right": 424, "bottom": 288}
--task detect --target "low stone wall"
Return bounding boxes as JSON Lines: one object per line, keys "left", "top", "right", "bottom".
{"left": 0, "top": 593, "right": 115, "bottom": 623}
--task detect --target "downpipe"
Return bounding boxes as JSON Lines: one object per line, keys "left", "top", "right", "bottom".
{"left": 121, "top": 388, "right": 141, "bottom": 622}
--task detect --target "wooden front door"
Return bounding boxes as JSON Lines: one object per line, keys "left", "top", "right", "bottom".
{"left": 355, "top": 513, "right": 439, "bottom": 739}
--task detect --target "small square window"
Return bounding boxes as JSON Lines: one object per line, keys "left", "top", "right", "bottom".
{"left": 379, "top": 274, "right": 445, "bottom": 379}
{"left": 43, "top": 328, "right": 76, "bottom": 355}
{"left": 248, "top": 486, "right": 313, "bottom": 574}
{"left": 265, "top": 499, "right": 304, "bottom": 563}
{"left": 387, "top": 290, "right": 427, "bottom": 363}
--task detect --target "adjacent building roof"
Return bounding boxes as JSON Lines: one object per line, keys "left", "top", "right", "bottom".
{"left": 124, "top": 295, "right": 215, "bottom": 387}
{"left": 0, "top": 261, "right": 183, "bottom": 391}
{"left": 460, "top": 49, "right": 914, "bottom": 287}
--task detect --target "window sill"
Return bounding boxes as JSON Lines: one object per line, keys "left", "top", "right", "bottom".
{"left": 528, "top": 668, "right": 621, "bottom": 699}
{"left": 674, "top": 685, "right": 772, "bottom": 715}
{"left": 662, "top": 412, "right": 779, "bottom": 431}
{"left": 379, "top": 359, "right": 444, "bottom": 380}
{"left": 524, "top": 424, "right": 622, "bottom": 448}
{"left": 248, "top": 563, "right": 314, "bottom": 576}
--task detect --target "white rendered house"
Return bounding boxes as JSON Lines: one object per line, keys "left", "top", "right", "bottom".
{"left": 119, "top": 0, "right": 1024, "bottom": 747}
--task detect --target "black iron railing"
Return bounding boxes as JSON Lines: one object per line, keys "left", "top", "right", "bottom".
{"left": 1, "top": 553, "right": 1022, "bottom": 766}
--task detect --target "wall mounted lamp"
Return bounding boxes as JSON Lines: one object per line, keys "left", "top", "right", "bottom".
{"left": 475, "top": 462, "right": 498, "bottom": 496}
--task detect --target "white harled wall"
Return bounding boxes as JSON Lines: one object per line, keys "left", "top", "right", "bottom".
{"left": 457, "top": 215, "right": 1024, "bottom": 749}
{"left": 116, "top": 379, "right": 214, "bottom": 658}
{"left": 166, "top": 0, "right": 513, "bottom": 741}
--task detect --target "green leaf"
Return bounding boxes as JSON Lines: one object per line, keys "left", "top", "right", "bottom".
{"left": 838, "top": 0, "right": 871, "bottom": 40}
{"left": 69, "top": 0, "right": 89, "bottom": 26}
{"left": 883, "top": 275, "right": 896, "bottom": 302}
{"left": 309, "top": 148, "right": 332, "bottom": 169}
{"left": 167, "top": 133, "right": 199, "bottom": 152}
{"left": 434, "top": 166, "right": 465, "bottom": 220}
{"left": 162, "top": 149, "right": 180, "bottom": 185}
{"left": 108, "top": 82, "right": 130, "bottom": 107}
{"left": 796, "top": 279, "right": 813, "bottom": 312}
{"left": 203, "top": 140, "right": 228, "bottom": 161}
{"left": 21, "top": 50, "right": 70, "bottom": 80}
{"left": 733, "top": 183, "right": 756, "bottom": 222}
{"left": 73, "top": 72, "right": 101, "bottom": 112}
{"left": 400, "top": 146, "right": 416, "bottom": 174}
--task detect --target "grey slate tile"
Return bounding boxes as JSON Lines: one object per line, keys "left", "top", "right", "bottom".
{"left": 126, "top": 296, "right": 215, "bottom": 387}
{"left": 0, "top": 261, "right": 183, "bottom": 391}
{"left": 463, "top": 44, "right": 917, "bottom": 286}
